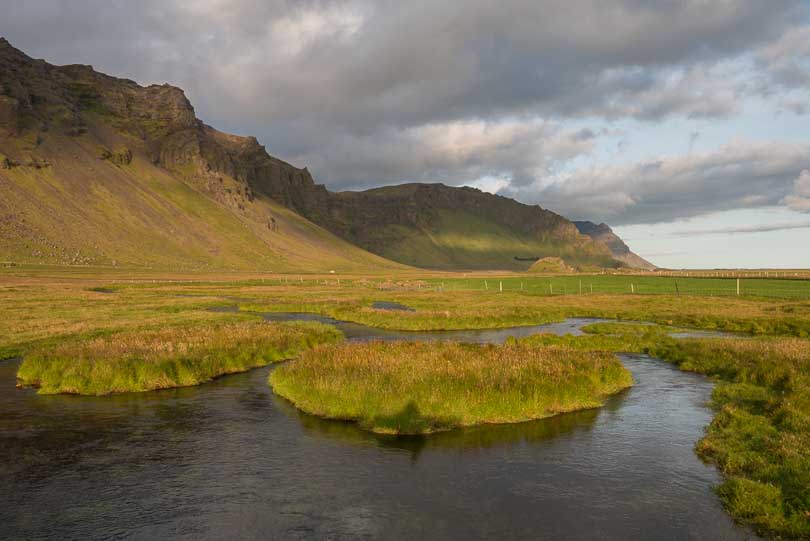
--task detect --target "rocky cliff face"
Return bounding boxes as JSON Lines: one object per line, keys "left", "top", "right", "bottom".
{"left": 574, "top": 221, "right": 656, "bottom": 269}
{"left": 0, "top": 38, "right": 321, "bottom": 211}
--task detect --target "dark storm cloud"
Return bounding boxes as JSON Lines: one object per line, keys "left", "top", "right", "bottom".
{"left": 1, "top": 0, "right": 809, "bottom": 221}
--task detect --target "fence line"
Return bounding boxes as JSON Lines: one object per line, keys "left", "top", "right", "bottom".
{"left": 418, "top": 277, "right": 810, "bottom": 299}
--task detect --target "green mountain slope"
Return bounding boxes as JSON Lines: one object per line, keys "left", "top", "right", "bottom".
{"left": 295, "top": 183, "right": 621, "bottom": 271}
{"left": 0, "top": 38, "right": 401, "bottom": 272}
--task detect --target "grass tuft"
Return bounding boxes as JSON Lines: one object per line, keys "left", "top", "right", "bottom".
{"left": 17, "top": 321, "right": 342, "bottom": 395}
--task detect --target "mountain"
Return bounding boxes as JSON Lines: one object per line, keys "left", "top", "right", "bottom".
{"left": 0, "top": 38, "right": 401, "bottom": 272}
{"left": 0, "top": 38, "right": 647, "bottom": 272}
{"left": 573, "top": 221, "right": 656, "bottom": 270}
{"left": 295, "top": 183, "right": 621, "bottom": 271}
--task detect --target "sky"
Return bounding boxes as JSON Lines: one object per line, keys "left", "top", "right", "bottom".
{"left": 2, "top": 0, "right": 810, "bottom": 268}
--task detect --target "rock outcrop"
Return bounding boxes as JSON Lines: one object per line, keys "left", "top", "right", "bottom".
{"left": 574, "top": 221, "right": 656, "bottom": 269}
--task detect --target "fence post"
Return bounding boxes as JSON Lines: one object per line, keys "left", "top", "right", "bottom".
{"left": 484, "top": 280, "right": 488, "bottom": 291}
{"left": 499, "top": 281, "right": 503, "bottom": 293}
{"left": 579, "top": 279, "right": 582, "bottom": 295}
{"left": 631, "top": 283, "right": 634, "bottom": 294}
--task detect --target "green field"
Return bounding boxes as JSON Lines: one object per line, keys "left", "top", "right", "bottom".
{"left": 424, "top": 274, "right": 810, "bottom": 299}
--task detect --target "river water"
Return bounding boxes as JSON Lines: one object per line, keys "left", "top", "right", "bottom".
{"left": 0, "top": 316, "right": 759, "bottom": 540}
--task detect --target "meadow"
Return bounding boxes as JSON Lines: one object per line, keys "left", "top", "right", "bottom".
{"left": 269, "top": 340, "right": 633, "bottom": 434}
{"left": 5, "top": 269, "right": 810, "bottom": 360}
{"left": 2, "top": 267, "right": 810, "bottom": 538}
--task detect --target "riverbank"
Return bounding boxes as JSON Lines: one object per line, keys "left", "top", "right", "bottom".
{"left": 17, "top": 321, "right": 342, "bottom": 395}
{"left": 269, "top": 341, "right": 633, "bottom": 434}
{"left": 652, "top": 336, "right": 810, "bottom": 539}
{"left": 522, "top": 323, "right": 810, "bottom": 539}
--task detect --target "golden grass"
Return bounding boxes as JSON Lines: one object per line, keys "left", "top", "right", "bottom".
{"left": 269, "top": 341, "right": 633, "bottom": 434}
{"left": 17, "top": 320, "right": 343, "bottom": 395}
{"left": 4, "top": 272, "right": 810, "bottom": 359}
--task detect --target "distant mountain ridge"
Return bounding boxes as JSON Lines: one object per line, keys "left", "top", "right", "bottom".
{"left": 0, "top": 38, "right": 650, "bottom": 271}
{"left": 299, "top": 183, "right": 621, "bottom": 270}
{"left": 573, "top": 221, "right": 656, "bottom": 270}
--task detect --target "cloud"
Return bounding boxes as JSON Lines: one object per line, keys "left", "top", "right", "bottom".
{"left": 292, "top": 117, "right": 595, "bottom": 190}
{"left": 757, "top": 26, "right": 810, "bottom": 90}
{"left": 504, "top": 140, "right": 810, "bottom": 224}
{"left": 672, "top": 219, "right": 810, "bottom": 236}
{"left": 784, "top": 170, "right": 810, "bottom": 212}
{"left": 2, "top": 2, "right": 806, "bottom": 129}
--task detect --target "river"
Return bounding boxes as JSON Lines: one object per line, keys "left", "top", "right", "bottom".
{"left": 0, "top": 315, "right": 759, "bottom": 540}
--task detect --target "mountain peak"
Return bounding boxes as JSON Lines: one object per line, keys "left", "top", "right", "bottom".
{"left": 573, "top": 221, "right": 655, "bottom": 269}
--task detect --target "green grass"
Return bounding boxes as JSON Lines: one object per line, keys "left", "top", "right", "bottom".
{"left": 424, "top": 274, "right": 810, "bottom": 299}
{"left": 5, "top": 274, "right": 810, "bottom": 365}
{"left": 269, "top": 341, "right": 633, "bottom": 434}
{"left": 17, "top": 320, "right": 343, "bottom": 395}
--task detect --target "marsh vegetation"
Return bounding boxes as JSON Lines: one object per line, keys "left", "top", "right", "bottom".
{"left": 652, "top": 336, "right": 810, "bottom": 539}
{"left": 270, "top": 341, "right": 633, "bottom": 434}
{"left": 3, "top": 270, "right": 810, "bottom": 538}
{"left": 17, "top": 321, "right": 342, "bottom": 395}
{"left": 526, "top": 322, "right": 810, "bottom": 539}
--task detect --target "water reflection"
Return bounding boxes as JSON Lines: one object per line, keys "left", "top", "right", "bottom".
{"left": 371, "top": 301, "right": 416, "bottom": 312}
{"left": 287, "top": 394, "right": 606, "bottom": 462}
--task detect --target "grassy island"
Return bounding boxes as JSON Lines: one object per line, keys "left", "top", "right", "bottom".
{"left": 269, "top": 341, "right": 633, "bottom": 434}
{"left": 17, "top": 321, "right": 342, "bottom": 395}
